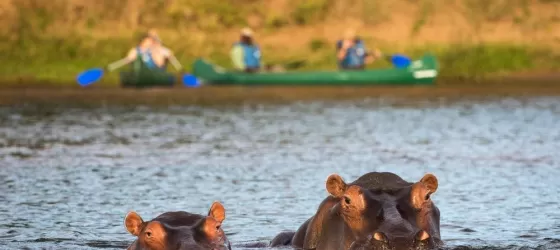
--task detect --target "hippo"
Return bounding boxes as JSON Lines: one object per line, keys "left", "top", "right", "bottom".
{"left": 269, "top": 172, "right": 442, "bottom": 250}
{"left": 124, "top": 201, "right": 232, "bottom": 250}
{"left": 329, "top": 173, "right": 442, "bottom": 250}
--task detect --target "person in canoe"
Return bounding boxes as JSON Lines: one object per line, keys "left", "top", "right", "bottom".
{"left": 336, "top": 29, "right": 381, "bottom": 70}
{"left": 230, "top": 27, "right": 262, "bottom": 73}
{"left": 107, "top": 32, "right": 178, "bottom": 88}
{"left": 105, "top": 33, "right": 160, "bottom": 72}
{"left": 125, "top": 33, "right": 158, "bottom": 70}
{"left": 148, "top": 29, "right": 183, "bottom": 71}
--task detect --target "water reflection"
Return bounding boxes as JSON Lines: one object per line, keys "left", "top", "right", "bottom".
{"left": 0, "top": 97, "right": 559, "bottom": 249}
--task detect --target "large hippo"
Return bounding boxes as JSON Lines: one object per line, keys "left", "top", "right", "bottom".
{"left": 124, "top": 201, "right": 232, "bottom": 250}
{"left": 269, "top": 172, "right": 441, "bottom": 250}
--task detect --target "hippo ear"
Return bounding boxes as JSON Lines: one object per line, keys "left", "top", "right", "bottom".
{"left": 326, "top": 174, "right": 347, "bottom": 197}
{"left": 208, "top": 201, "right": 226, "bottom": 223}
{"left": 411, "top": 173, "right": 439, "bottom": 209}
{"left": 124, "top": 211, "right": 144, "bottom": 236}
{"left": 419, "top": 173, "right": 438, "bottom": 194}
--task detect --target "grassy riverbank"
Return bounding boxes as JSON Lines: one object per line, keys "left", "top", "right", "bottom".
{"left": 2, "top": 0, "right": 560, "bottom": 86}
{"left": 3, "top": 38, "right": 559, "bottom": 87}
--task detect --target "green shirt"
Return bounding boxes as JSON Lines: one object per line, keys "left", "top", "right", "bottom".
{"left": 230, "top": 45, "right": 245, "bottom": 70}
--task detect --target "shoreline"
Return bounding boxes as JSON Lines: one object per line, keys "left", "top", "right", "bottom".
{"left": 2, "top": 83, "right": 560, "bottom": 107}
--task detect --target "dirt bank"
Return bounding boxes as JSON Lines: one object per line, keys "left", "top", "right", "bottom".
{"left": 2, "top": 83, "right": 560, "bottom": 107}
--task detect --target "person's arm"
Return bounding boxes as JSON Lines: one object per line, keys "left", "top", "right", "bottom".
{"left": 365, "top": 53, "right": 374, "bottom": 64}
{"left": 230, "top": 45, "right": 245, "bottom": 70}
{"left": 336, "top": 40, "right": 351, "bottom": 61}
{"left": 337, "top": 49, "right": 349, "bottom": 61}
{"left": 163, "top": 48, "right": 182, "bottom": 71}
{"left": 168, "top": 53, "right": 182, "bottom": 71}
{"left": 126, "top": 48, "right": 137, "bottom": 62}
{"left": 363, "top": 48, "right": 373, "bottom": 64}
{"left": 373, "top": 48, "right": 383, "bottom": 58}
{"left": 107, "top": 48, "right": 136, "bottom": 71}
{"left": 364, "top": 47, "right": 382, "bottom": 64}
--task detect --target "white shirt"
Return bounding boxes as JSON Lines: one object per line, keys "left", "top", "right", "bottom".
{"left": 152, "top": 45, "right": 182, "bottom": 70}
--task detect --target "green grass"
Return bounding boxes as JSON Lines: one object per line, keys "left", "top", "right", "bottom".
{"left": 2, "top": 35, "right": 560, "bottom": 86}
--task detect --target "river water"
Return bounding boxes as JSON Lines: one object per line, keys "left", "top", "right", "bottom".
{"left": 0, "top": 97, "right": 559, "bottom": 249}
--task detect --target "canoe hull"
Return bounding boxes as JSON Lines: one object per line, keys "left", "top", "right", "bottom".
{"left": 118, "top": 57, "right": 176, "bottom": 88}
{"left": 119, "top": 71, "right": 176, "bottom": 88}
{"left": 192, "top": 54, "right": 438, "bottom": 86}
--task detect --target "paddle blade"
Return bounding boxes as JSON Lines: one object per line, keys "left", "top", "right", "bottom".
{"left": 390, "top": 54, "right": 412, "bottom": 68}
{"left": 77, "top": 68, "right": 104, "bottom": 86}
{"left": 182, "top": 74, "right": 201, "bottom": 88}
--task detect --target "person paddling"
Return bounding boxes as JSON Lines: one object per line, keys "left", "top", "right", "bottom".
{"left": 336, "top": 29, "right": 381, "bottom": 70}
{"left": 106, "top": 33, "right": 157, "bottom": 72}
{"left": 121, "top": 34, "right": 157, "bottom": 70}
{"left": 230, "top": 27, "right": 262, "bottom": 73}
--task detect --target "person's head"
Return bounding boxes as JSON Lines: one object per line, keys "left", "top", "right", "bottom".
{"left": 343, "top": 28, "right": 359, "bottom": 43}
{"left": 240, "top": 27, "right": 254, "bottom": 45}
{"left": 148, "top": 29, "right": 162, "bottom": 47}
{"left": 138, "top": 33, "right": 154, "bottom": 48}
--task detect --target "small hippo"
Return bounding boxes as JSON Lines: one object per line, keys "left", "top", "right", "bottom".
{"left": 124, "top": 201, "right": 231, "bottom": 250}
{"left": 269, "top": 172, "right": 442, "bottom": 250}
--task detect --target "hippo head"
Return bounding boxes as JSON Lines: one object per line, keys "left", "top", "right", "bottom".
{"left": 326, "top": 173, "right": 442, "bottom": 250}
{"left": 124, "top": 201, "right": 231, "bottom": 250}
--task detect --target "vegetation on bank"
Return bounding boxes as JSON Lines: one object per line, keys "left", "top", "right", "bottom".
{"left": 2, "top": 0, "right": 560, "bottom": 86}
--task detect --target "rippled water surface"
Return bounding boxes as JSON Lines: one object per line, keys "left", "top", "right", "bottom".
{"left": 1, "top": 97, "right": 560, "bottom": 250}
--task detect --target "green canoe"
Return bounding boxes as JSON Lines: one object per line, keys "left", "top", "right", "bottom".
{"left": 192, "top": 54, "right": 439, "bottom": 86}
{"left": 119, "top": 57, "right": 176, "bottom": 88}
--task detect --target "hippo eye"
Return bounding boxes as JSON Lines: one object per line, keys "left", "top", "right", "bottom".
{"left": 146, "top": 231, "right": 152, "bottom": 237}
{"left": 215, "top": 225, "right": 221, "bottom": 231}
{"left": 344, "top": 196, "right": 351, "bottom": 205}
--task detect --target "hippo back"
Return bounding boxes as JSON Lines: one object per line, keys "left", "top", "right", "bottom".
{"left": 152, "top": 211, "right": 205, "bottom": 227}
{"left": 351, "top": 172, "right": 412, "bottom": 191}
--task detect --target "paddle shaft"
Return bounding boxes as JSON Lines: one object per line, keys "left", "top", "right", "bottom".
{"left": 168, "top": 54, "right": 182, "bottom": 71}
{"left": 107, "top": 58, "right": 132, "bottom": 72}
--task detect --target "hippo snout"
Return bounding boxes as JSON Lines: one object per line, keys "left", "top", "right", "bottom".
{"left": 364, "top": 230, "right": 433, "bottom": 250}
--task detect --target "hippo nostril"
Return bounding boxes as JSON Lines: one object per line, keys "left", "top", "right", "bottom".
{"left": 372, "top": 232, "right": 387, "bottom": 243}
{"left": 415, "top": 230, "right": 430, "bottom": 241}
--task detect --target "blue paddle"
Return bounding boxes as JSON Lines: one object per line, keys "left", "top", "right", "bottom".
{"left": 76, "top": 68, "right": 105, "bottom": 86}
{"left": 182, "top": 73, "right": 201, "bottom": 88}
{"left": 388, "top": 54, "right": 412, "bottom": 68}
{"left": 76, "top": 58, "right": 132, "bottom": 86}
